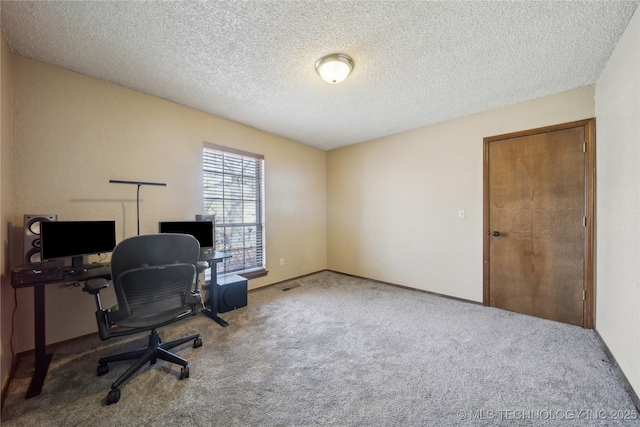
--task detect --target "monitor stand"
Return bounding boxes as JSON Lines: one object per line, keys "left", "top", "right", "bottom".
{"left": 66, "top": 256, "right": 86, "bottom": 274}
{"left": 66, "top": 256, "right": 106, "bottom": 274}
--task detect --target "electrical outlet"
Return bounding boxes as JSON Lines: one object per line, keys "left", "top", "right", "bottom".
{"left": 280, "top": 258, "right": 285, "bottom": 266}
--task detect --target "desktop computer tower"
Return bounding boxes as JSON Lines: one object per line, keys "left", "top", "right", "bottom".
{"left": 217, "top": 274, "right": 248, "bottom": 313}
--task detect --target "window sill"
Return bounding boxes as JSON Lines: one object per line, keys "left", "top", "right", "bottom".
{"left": 236, "top": 268, "right": 268, "bottom": 280}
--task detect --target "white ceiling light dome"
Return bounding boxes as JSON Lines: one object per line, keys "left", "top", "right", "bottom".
{"left": 315, "top": 53, "right": 354, "bottom": 84}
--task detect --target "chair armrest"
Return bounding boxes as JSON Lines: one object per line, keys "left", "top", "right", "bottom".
{"left": 83, "top": 278, "right": 109, "bottom": 295}
{"left": 186, "top": 291, "right": 202, "bottom": 305}
{"left": 196, "top": 261, "right": 209, "bottom": 274}
{"left": 83, "top": 278, "right": 111, "bottom": 325}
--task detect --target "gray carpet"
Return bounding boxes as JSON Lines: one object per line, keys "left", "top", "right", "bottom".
{"left": 1, "top": 271, "right": 638, "bottom": 426}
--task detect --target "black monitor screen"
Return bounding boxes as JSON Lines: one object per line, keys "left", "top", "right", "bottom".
{"left": 158, "top": 221, "right": 214, "bottom": 248}
{"left": 41, "top": 221, "right": 116, "bottom": 270}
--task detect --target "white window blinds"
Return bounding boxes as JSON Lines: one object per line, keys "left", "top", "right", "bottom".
{"left": 203, "top": 143, "right": 265, "bottom": 275}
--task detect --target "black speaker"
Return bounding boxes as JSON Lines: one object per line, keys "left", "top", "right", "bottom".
{"left": 217, "top": 274, "right": 248, "bottom": 313}
{"left": 196, "top": 214, "right": 215, "bottom": 223}
{"left": 23, "top": 214, "right": 57, "bottom": 264}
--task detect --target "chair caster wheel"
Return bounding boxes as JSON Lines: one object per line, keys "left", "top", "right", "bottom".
{"left": 106, "top": 388, "right": 121, "bottom": 405}
{"left": 193, "top": 337, "right": 202, "bottom": 348}
{"left": 180, "top": 366, "right": 190, "bottom": 380}
{"left": 97, "top": 364, "right": 109, "bottom": 376}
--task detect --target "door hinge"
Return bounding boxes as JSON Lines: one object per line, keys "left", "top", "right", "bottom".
{"left": 583, "top": 142, "right": 586, "bottom": 153}
{"left": 583, "top": 217, "right": 587, "bottom": 227}
{"left": 583, "top": 290, "right": 586, "bottom": 301}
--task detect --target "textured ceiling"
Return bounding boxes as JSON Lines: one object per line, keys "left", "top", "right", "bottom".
{"left": 1, "top": 1, "right": 638, "bottom": 151}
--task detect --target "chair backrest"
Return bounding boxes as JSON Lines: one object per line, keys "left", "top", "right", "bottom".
{"left": 111, "top": 233, "right": 200, "bottom": 280}
{"left": 109, "top": 233, "right": 200, "bottom": 323}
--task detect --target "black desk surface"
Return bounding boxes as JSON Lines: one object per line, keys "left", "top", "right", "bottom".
{"left": 200, "top": 251, "right": 232, "bottom": 262}
{"left": 63, "top": 264, "right": 112, "bottom": 282}
{"left": 12, "top": 252, "right": 231, "bottom": 288}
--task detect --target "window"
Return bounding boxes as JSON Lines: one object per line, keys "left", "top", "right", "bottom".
{"left": 203, "top": 143, "right": 266, "bottom": 277}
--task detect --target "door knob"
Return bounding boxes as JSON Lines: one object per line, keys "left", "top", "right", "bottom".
{"left": 492, "top": 231, "right": 500, "bottom": 237}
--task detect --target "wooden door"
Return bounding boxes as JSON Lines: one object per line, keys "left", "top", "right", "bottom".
{"left": 483, "top": 119, "right": 595, "bottom": 327}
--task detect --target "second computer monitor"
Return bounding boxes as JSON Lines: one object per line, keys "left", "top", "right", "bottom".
{"left": 158, "top": 221, "right": 215, "bottom": 259}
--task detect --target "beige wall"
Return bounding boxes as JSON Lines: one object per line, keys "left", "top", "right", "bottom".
{"left": 595, "top": 7, "right": 640, "bottom": 396}
{"left": 327, "top": 86, "right": 595, "bottom": 301}
{"left": 1, "top": 30, "right": 15, "bottom": 392}
{"left": 9, "top": 56, "right": 327, "bottom": 352}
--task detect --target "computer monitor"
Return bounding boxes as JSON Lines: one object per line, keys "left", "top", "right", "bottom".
{"left": 158, "top": 221, "right": 215, "bottom": 259}
{"left": 41, "top": 221, "right": 116, "bottom": 273}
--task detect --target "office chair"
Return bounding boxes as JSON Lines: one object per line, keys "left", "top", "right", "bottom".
{"left": 83, "top": 233, "right": 203, "bottom": 405}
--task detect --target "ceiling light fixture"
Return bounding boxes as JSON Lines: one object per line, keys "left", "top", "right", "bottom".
{"left": 315, "top": 53, "right": 354, "bottom": 84}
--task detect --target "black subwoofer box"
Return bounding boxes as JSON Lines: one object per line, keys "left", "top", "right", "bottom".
{"left": 217, "top": 274, "right": 248, "bottom": 313}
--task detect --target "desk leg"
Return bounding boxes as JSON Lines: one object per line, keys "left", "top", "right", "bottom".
{"left": 200, "top": 263, "right": 228, "bottom": 327}
{"left": 25, "top": 284, "right": 52, "bottom": 398}
{"left": 201, "top": 309, "right": 229, "bottom": 327}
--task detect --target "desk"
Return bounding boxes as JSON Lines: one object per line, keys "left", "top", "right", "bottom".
{"left": 11, "top": 265, "right": 112, "bottom": 399}
{"left": 199, "top": 252, "right": 232, "bottom": 327}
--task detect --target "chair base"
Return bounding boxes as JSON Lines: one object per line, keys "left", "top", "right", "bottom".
{"left": 98, "top": 328, "right": 202, "bottom": 404}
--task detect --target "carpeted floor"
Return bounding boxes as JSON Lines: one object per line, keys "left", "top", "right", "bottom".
{"left": 1, "top": 271, "right": 638, "bottom": 426}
